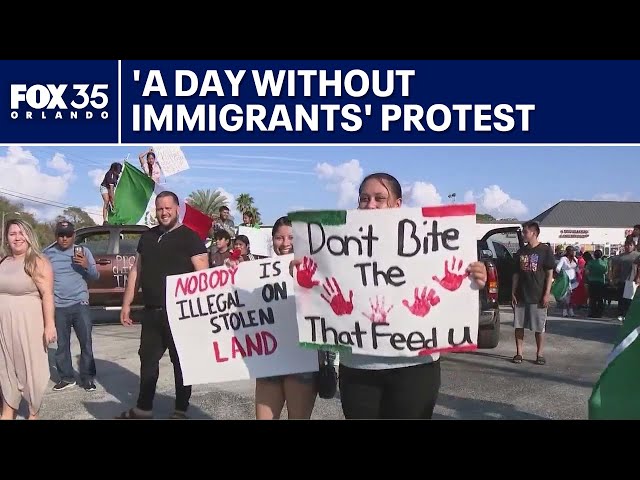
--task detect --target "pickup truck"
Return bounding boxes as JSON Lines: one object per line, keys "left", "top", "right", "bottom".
{"left": 74, "top": 224, "right": 148, "bottom": 309}
{"left": 77, "top": 223, "right": 524, "bottom": 350}
{"left": 477, "top": 225, "right": 524, "bottom": 348}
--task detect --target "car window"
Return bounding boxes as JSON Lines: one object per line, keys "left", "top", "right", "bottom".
{"left": 493, "top": 242, "right": 512, "bottom": 260}
{"left": 76, "top": 232, "right": 110, "bottom": 256}
{"left": 118, "top": 230, "right": 144, "bottom": 255}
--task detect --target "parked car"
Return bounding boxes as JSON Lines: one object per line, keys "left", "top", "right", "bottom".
{"left": 74, "top": 224, "right": 149, "bottom": 309}
{"left": 476, "top": 226, "right": 524, "bottom": 349}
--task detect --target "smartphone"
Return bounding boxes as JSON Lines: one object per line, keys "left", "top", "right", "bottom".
{"left": 74, "top": 246, "right": 83, "bottom": 257}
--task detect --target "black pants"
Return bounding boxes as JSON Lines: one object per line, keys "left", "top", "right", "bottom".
{"left": 136, "top": 308, "right": 191, "bottom": 412}
{"left": 588, "top": 282, "right": 605, "bottom": 317}
{"left": 617, "top": 285, "right": 632, "bottom": 317}
{"left": 338, "top": 360, "right": 441, "bottom": 419}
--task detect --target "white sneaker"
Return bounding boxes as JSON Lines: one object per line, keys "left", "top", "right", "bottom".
{"left": 617, "top": 316, "right": 624, "bottom": 322}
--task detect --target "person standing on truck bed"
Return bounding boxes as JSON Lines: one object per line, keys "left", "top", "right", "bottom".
{"left": 116, "top": 191, "right": 209, "bottom": 420}
{"left": 44, "top": 221, "right": 100, "bottom": 392}
{"left": 511, "top": 221, "right": 555, "bottom": 366}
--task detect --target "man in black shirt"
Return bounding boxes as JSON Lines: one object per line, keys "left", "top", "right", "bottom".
{"left": 116, "top": 191, "right": 209, "bottom": 419}
{"left": 511, "top": 221, "right": 555, "bottom": 366}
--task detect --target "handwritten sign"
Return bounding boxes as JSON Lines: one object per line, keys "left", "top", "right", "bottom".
{"left": 237, "top": 225, "right": 273, "bottom": 257}
{"left": 289, "top": 204, "right": 479, "bottom": 358}
{"left": 152, "top": 145, "right": 190, "bottom": 177}
{"left": 165, "top": 255, "right": 319, "bottom": 385}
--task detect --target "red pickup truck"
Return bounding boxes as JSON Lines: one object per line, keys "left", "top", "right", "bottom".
{"left": 74, "top": 224, "right": 148, "bottom": 309}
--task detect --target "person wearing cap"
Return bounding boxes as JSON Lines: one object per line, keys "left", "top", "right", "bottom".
{"left": 44, "top": 221, "right": 100, "bottom": 392}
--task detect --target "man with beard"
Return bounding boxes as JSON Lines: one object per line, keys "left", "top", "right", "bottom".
{"left": 116, "top": 191, "right": 209, "bottom": 419}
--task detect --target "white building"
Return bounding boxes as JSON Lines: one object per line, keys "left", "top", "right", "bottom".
{"left": 480, "top": 200, "right": 640, "bottom": 256}
{"left": 531, "top": 200, "right": 640, "bottom": 255}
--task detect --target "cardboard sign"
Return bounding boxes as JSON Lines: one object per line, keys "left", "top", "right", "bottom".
{"left": 237, "top": 225, "right": 273, "bottom": 257}
{"left": 152, "top": 145, "right": 190, "bottom": 177}
{"left": 165, "top": 255, "right": 319, "bottom": 385}
{"left": 289, "top": 204, "right": 479, "bottom": 358}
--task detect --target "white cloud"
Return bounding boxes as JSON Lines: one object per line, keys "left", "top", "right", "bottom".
{"left": 404, "top": 181, "right": 442, "bottom": 207}
{"left": 315, "top": 159, "right": 363, "bottom": 208}
{"left": 47, "top": 153, "right": 73, "bottom": 174}
{"left": 593, "top": 192, "right": 634, "bottom": 201}
{"left": 0, "top": 146, "right": 75, "bottom": 220}
{"left": 465, "top": 185, "right": 528, "bottom": 219}
{"left": 88, "top": 168, "right": 106, "bottom": 187}
{"left": 463, "top": 190, "right": 475, "bottom": 203}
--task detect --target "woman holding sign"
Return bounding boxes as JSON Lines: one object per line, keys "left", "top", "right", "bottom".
{"left": 254, "top": 216, "right": 319, "bottom": 420}
{"left": 303, "top": 173, "right": 487, "bottom": 420}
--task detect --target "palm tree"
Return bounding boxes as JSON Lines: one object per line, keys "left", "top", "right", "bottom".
{"left": 245, "top": 206, "right": 262, "bottom": 225}
{"left": 236, "top": 193, "right": 254, "bottom": 214}
{"left": 186, "top": 189, "right": 229, "bottom": 219}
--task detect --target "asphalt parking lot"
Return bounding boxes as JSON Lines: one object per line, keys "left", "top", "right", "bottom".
{"left": 29, "top": 305, "right": 619, "bottom": 420}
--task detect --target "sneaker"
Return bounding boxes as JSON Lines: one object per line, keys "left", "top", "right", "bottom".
{"left": 52, "top": 380, "right": 76, "bottom": 391}
{"left": 83, "top": 381, "right": 97, "bottom": 392}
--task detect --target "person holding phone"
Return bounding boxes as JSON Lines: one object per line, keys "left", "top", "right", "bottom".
{"left": 44, "top": 221, "right": 100, "bottom": 391}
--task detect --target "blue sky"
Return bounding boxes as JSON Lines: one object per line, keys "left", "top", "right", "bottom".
{"left": 0, "top": 145, "right": 636, "bottom": 225}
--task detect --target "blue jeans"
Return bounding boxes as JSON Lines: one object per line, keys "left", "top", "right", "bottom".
{"left": 54, "top": 303, "right": 96, "bottom": 383}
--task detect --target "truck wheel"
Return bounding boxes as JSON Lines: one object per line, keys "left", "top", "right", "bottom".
{"left": 478, "top": 309, "right": 501, "bottom": 349}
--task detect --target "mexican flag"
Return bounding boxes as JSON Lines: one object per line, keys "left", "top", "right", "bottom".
{"left": 588, "top": 290, "right": 640, "bottom": 419}
{"left": 107, "top": 161, "right": 213, "bottom": 240}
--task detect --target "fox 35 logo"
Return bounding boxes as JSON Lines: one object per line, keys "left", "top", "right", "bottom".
{"left": 10, "top": 84, "right": 110, "bottom": 120}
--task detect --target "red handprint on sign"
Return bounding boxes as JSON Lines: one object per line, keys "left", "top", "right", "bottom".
{"left": 402, "top": 287, "right": 441, "bottom": 317}
{"left": 296, "top": 256, "right": 320, "bottom": 289}
{"left": 432, "top": 256, "right": 469, "bottom": 292}
{"left": 361, "top": 296, "right": 393, "bottom": 324}
{"left": 320, "top": 277, "right": 354, "bottom": 316}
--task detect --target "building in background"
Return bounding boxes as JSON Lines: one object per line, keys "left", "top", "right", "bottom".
{"left": 530, "top": 201, "right": 640, "bottom": 256}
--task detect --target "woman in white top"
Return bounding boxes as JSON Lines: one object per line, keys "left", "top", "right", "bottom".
{"left": 138, "top": 148, "right": 162, "bottom": 184}
{"left": 555, "top": 246, "right": 579, "bottom": 317}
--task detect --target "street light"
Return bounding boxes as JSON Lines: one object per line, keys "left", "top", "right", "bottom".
{"left": 448, "top": 193, "right": 457, "bottom": 204}
{"left": 1, "top": 211, "right": 21, "bottom": 252}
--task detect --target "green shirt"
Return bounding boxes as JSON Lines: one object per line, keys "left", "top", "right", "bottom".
{"left": 586, "top": 258, "right": 608, "bottom": 284}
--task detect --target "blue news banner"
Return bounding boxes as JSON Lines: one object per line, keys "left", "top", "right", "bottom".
{"left": 2, "top": 60, "right": 640, "bottom": 144}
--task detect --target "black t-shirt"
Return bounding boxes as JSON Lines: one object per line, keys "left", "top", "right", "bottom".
{"left": 101, "top": 171, "right": 119, "bottom": 188}
{"left": 137, "top": 225, "right": 208, "bottom": 307}
{"left": 514, "top": 242, "right": 555, "bottom": 304}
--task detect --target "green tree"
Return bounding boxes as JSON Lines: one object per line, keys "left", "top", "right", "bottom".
{"left": 59, "top": 206, "right": 96, "bottom": 228}
{"left": 476, "top": 213, "right": 496, "bottom": 223}
{"left": 235, "top": 193, "right": 262, "bottom": 224}
{"left": 236, "top": 193, "right": 254, "bottom": 213}
{"left": 186, "top": 189, "right": 229, "bottom": 220}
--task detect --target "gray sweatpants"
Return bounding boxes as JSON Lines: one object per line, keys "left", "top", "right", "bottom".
{"left": 514, "top": 304, "right": 547, "bottom": 333}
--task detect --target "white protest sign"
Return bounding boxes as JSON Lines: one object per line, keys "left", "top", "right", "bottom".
{"left": 237, "top": 225, "right": 273, "bottom": 257}
{"left": 152, "top": 145, "right": 190, "bottom": 177}
{"left": 289, "top": 204, "right": 479, "bottom": 358}
{"left": 165, "top": 255, "right": 319, "bottom": 385}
